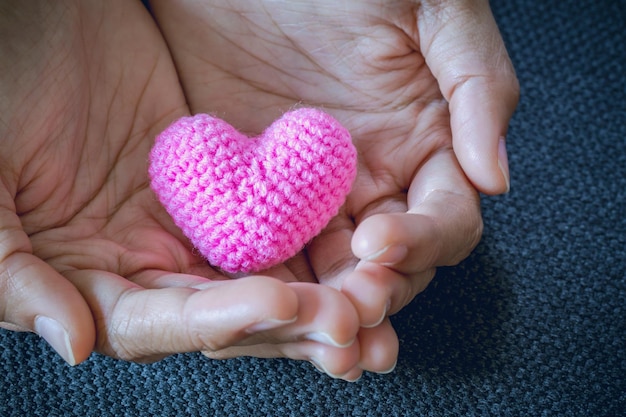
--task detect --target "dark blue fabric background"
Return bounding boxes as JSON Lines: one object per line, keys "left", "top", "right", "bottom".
{"left": 2, "top": 0, "right": 625, "bottom": 415}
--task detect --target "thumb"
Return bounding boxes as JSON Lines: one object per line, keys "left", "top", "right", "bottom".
{"left": 0, "top": 206, "right": 95, "bottom": 365}
{"left": 419, "top": 0, "right": 520, "bottom": 194}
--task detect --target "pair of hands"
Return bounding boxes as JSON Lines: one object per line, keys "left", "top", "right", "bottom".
{"left": 0, "top": 0, "right": 518, "bottom": 381}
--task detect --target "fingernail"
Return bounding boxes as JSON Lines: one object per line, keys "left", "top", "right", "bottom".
{"left": 309, "top": 359, "right": 325, "bottom": 374}
{"left": 306, "top": 332, "right": 354, "bottom": 348}
{"left": 498, "top": 136, "right": 510, "bottom": 193}
{"left": 362, "top": 298, "right": 391, "bottom": 329}
{"left": 344, "top": 372, "right": 363, "bottom": 383}
{"left": 376, "top": 359, "right": 397, "bottom": 375}
{"left": 34, "top": 316, "right": 76, "bottom": 366}
{"left": 246, "top": 316, "right": 298, "bottom": 334}
{"left": 309, "top": 358, "right": 350, "bottom": 380}
{"left": 362, "top": 245, "right": 408, "bottom": 264}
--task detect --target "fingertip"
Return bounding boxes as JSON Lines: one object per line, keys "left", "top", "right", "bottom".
{"left": 352, "top": 213, "right": 435, "bottom": 269}
{"left": 358, "top": 320, "right": 399, "bottom": 375}
{"left": 341, "top": 368, "right": 364, "bottom": 383}
{"left": 450, "top": 80, "right": 516, "bottom": 196}
{"left": 305, "top": 340, "right": 361, "bottom": 380}
{"left": 33, "top": 277, "right": 96, "bottom": 365}
{"left": 362, "top": 245, "right": 408, "bottom": 265}
{"left": 235, "top": 276, "right": 299, "bottom": 324}
{"left": 283, "top": 282, "right": 361, "bottom": 349}
{"left": 189, "top": 276, "right": 301, "bottom": 348}
{"left": 34, "top": 316, "right": 79, "bottom": 365}
{"left": 453, "top": 129, "right": 511, "bottom": 196}
{"left": 0, "top": 254, "right": 95, "bottom": 365}
{"left": 341, "top": 265, "right": 394, "bottom": 328}
{"left": 351, "top": 214, "right": 400, "bottom": 261}
{"left": 63, "top": 304, "right": 97, "bottom": 365}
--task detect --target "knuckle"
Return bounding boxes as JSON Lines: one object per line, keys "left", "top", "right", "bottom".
{"left": 97, "top": 322, "right": 138, "bottom": 361}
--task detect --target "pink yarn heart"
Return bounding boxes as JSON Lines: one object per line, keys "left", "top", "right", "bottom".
{"left": 149, "top": 108, "right": 357, "bottom": 273}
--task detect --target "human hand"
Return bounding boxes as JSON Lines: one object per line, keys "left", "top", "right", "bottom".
{"left": 148, "top": 0, "right": 519, "bottom": 377}
{"left": 0, "top": 0, "right": 362, "bottom": 377}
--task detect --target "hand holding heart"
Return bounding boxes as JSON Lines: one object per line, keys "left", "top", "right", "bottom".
{"left": 0, "top": 0, "right": 518, "bottom": 381}
{"left": 150, "top": 0, "right": 517, "bottom": 376}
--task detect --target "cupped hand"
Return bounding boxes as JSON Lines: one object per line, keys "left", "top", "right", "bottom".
{"left": 149, "top": 0, "right": 519, "bottom": 375}
{"left": 0, "top": 0, "right": 361, "bottom": 379}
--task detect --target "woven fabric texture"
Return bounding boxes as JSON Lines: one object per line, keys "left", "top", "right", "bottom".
{"left": 149, "top": 108, "right": 356, "bottom": 272}
{"left": 1, "top": 0, "right": 625, "bottom": 415}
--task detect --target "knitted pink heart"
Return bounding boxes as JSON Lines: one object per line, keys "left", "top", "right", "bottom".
{"left": 149, "top": 108, "right": 357, "bottom": 273}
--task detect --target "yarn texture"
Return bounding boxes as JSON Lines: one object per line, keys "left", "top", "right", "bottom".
{"left": 149, "top": 108, "right": 357, "bottom": 273}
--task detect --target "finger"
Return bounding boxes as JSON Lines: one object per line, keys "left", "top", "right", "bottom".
{"left": 0, "top": 199, "right": 95, "bottom": 365}
{"left": 342, "top": 262, "right": 435, "bottom": 327}
{"left": 204, "top": 282, "right": 359, "bottom": 351}
{"left": 352, "top": 149, "right": 482, "bottom": 273}
{"left": 348, "top": 149, "right": 480, "bottom": 324}
{"left": 63, "top": 271, "right": 299, "bottom": 362}
{"left": 419, "top": 0, "right": 520, "bottom": 194}
{"left": 225, "top": 307, "right": 399, "bottom": 381}
{"left": 202, "top": 282, "right": 362, "bottom": 380}
{"left": 351, "top": 207, "right": 480, "bottom": 275}
{"left": 358, "top": 318, "right": 399, "bottom": 374}
{"left": 271, "top": 318, "right": 399, "bottom": 380}
{"left": 0, "top": 249, "right": 95, "bottom": 365}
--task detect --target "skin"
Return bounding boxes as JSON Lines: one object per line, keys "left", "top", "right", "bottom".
{"left": 0, "top": 0, "right": 518, "bottom": 381}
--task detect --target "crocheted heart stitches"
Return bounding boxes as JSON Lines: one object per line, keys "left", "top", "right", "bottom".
{"left": 149, "top": 108, "right": 357, "bottom": 273}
